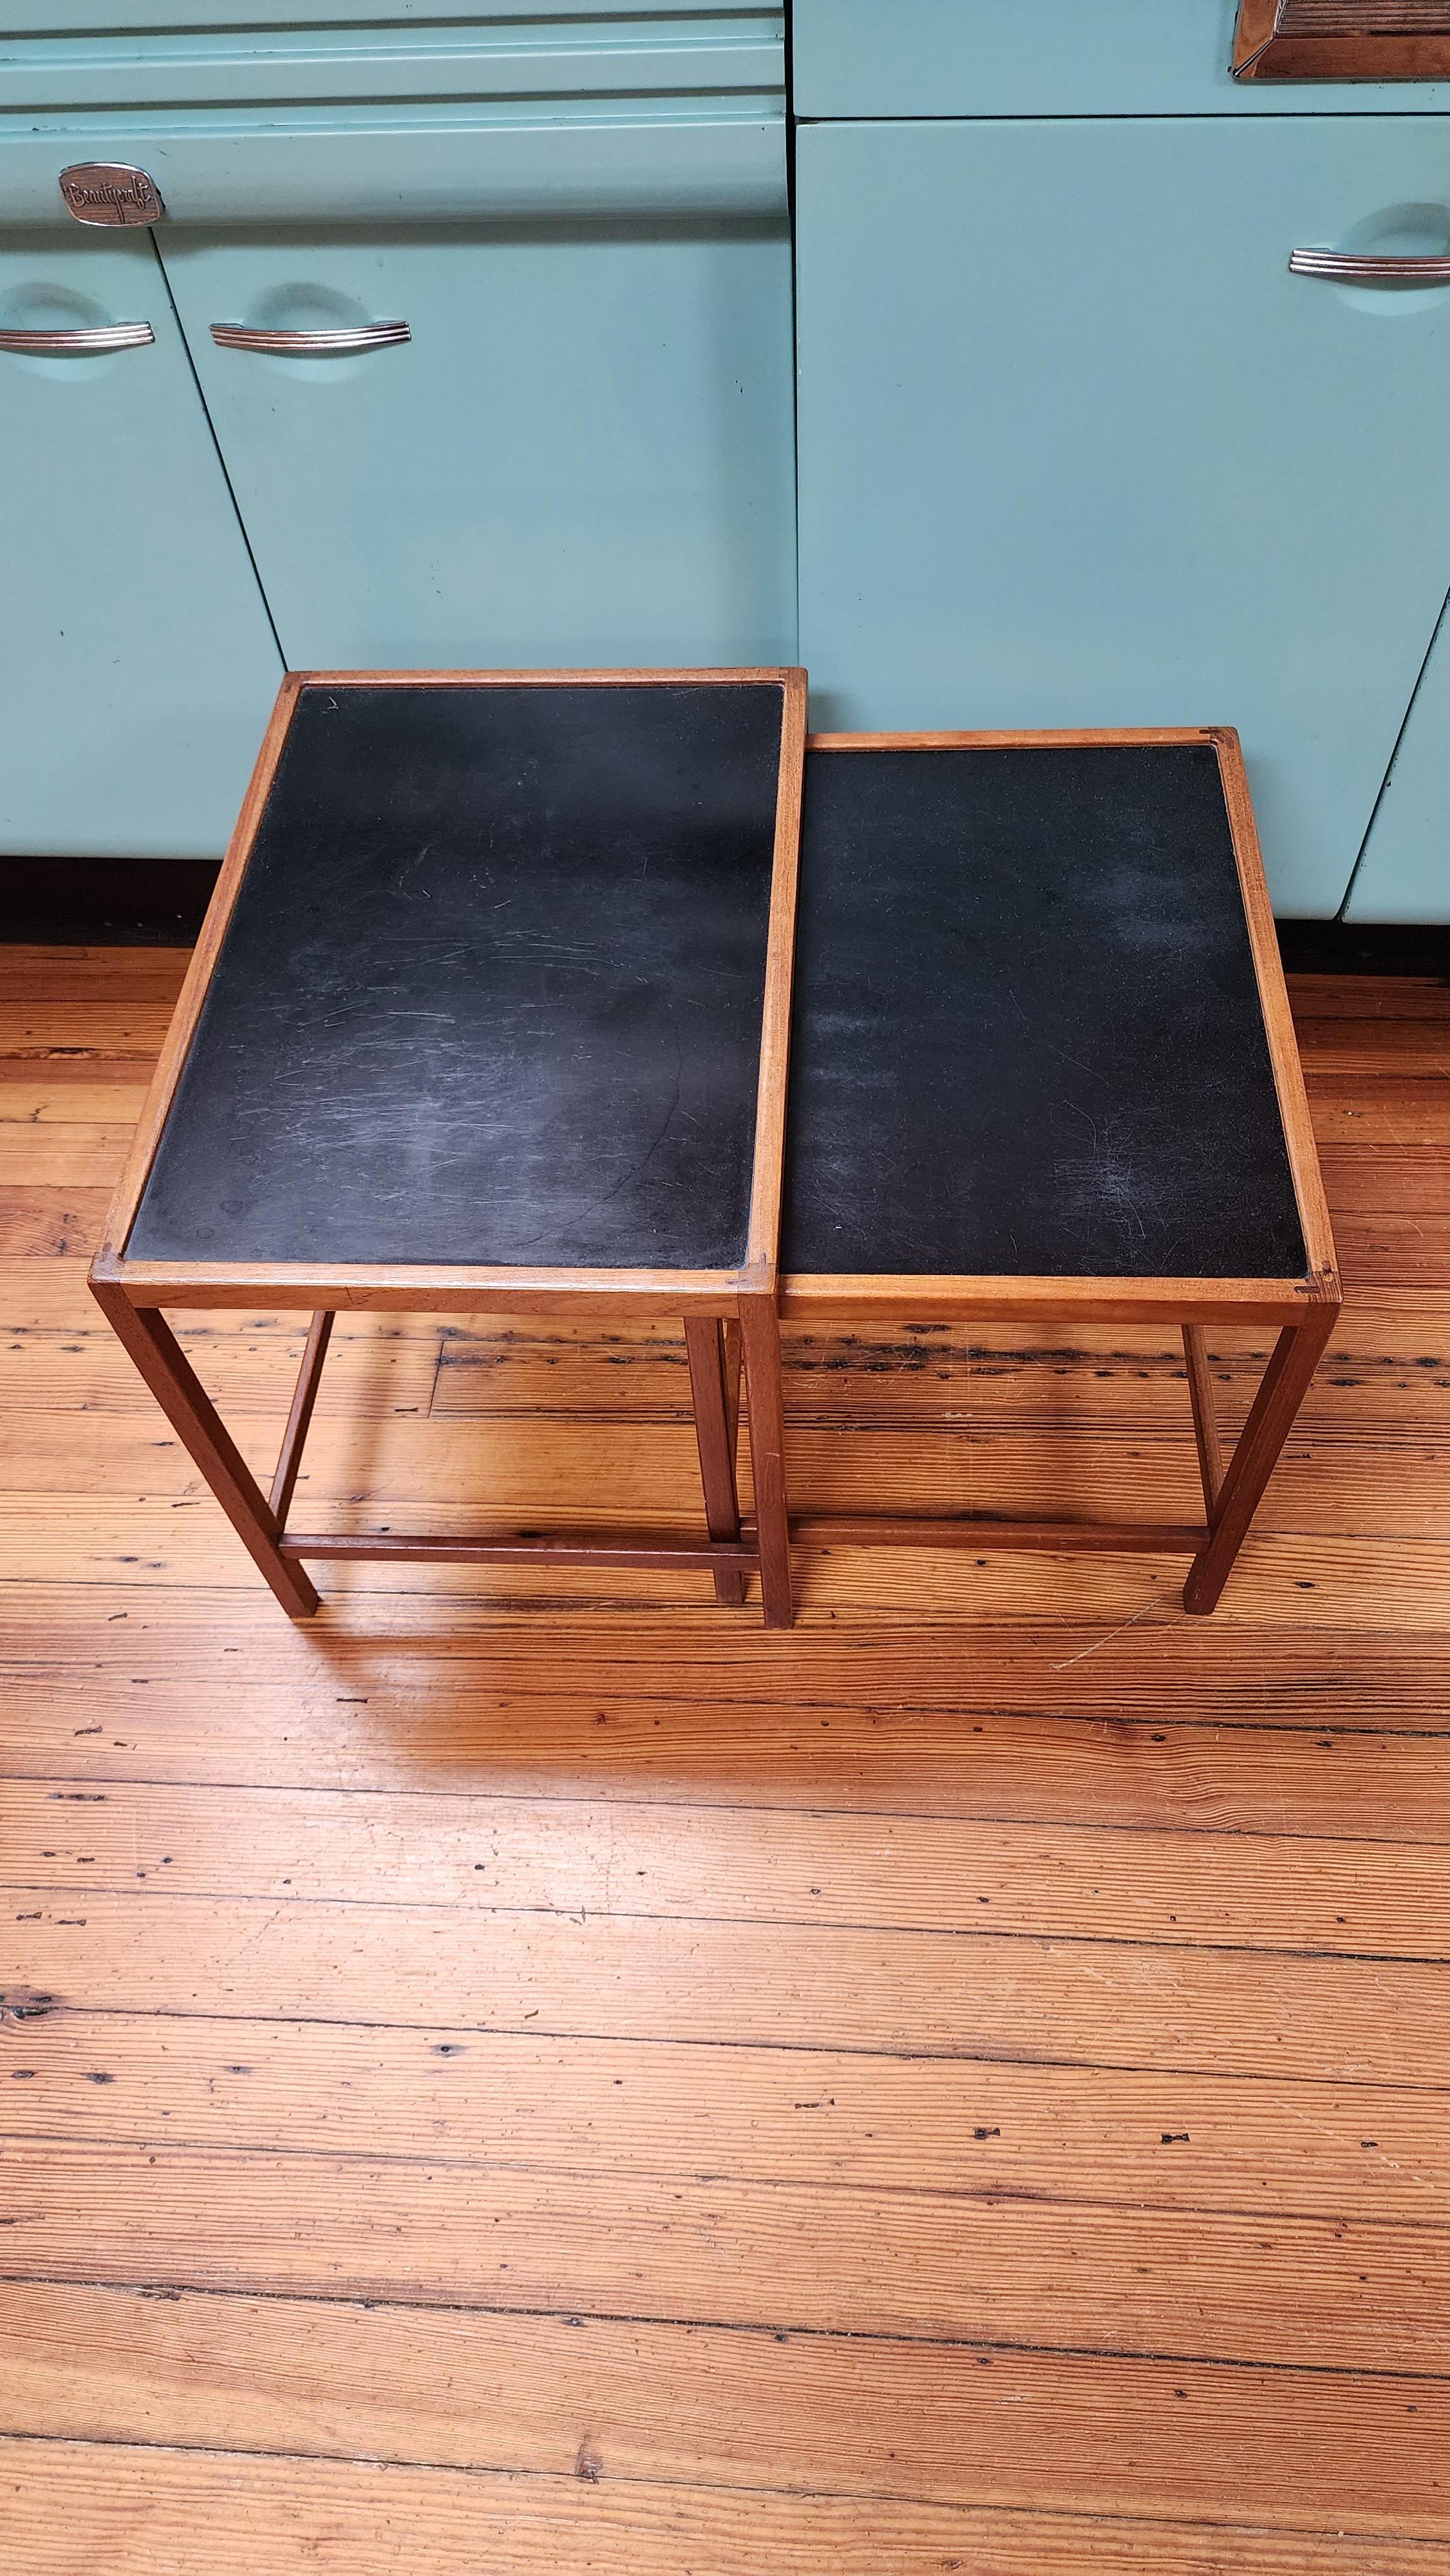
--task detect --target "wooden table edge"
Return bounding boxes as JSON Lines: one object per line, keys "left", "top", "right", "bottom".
{"left": 778, "top": 1273, "right": 1341, "bottom": 1329}
{"left": 87, "top": 1250, "right": 777, "bottom": 1318}
{"left": 1208, "top": 725, "right": 1339, "bottom": 1292}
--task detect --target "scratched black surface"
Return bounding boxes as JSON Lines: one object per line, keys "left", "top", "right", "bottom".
{"left": 781, "top": 744, "right": 1307, "bottom": 1280}
{"left": 128, "top": 681, "right": 785, "bottom": 1269}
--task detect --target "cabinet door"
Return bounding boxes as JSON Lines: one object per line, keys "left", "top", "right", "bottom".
{"left": 797, "top": 118, "right": 1450, "bottom": 916}
{"left": 156, "top": 226, "right": 796, "bottom": 670}
{"left": 0, "top": 229, "right": 281, "bottom": 859}
{"left": 1343, "top": 598, "right": 1450, "bottom": 921}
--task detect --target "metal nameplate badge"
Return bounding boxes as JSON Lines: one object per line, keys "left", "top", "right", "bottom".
{"left": 59, "top": 164, "right": 164, "bottom": 227}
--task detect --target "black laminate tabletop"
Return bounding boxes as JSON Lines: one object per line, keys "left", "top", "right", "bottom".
{"left": 128, "top": 679, "right": 789, "bottom": 1273}
{"left": 781, "top": 743, "right": 1307, "bottom": 1282}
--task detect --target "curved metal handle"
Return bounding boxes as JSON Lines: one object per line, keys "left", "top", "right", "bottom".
{"left": 0, "top": 319, "right": 154, "bottom": 354}
{"left": 209, "top": 320, "right": 410, "bottom": 354}
{"left": 1290, "top": 248, "right": 1450, "bottom": 284}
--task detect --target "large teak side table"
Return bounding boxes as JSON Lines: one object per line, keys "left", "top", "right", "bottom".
{"left": 90, "top": 668, "right": 807, "bottom": 1625}
{"left": 779, "top": 728, "right": 1341, "bottom": 1613}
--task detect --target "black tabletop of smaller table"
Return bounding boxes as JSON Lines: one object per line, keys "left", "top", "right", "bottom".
{"left": 128, "top": 681, "right": 787, "bottom": 1272}
{"left": 781, "top": 743, "right": 1307, "bottom": 1281}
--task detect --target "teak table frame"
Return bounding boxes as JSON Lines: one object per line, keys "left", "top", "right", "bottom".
{"left": 778, "top": 728, "right": 1342, "bottom": 1615}
{"left": 89, "top": 668, "right": 807, "bottom": 1628}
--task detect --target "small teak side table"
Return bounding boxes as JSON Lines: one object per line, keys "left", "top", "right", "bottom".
{"left": 778, "top": 728, "right": 1341, "bottom": 1613}
{"left": 90, "top": 668, "right": 807, "bottom": 1625}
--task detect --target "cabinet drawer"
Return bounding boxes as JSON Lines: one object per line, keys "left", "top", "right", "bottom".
{"left": 793, "top": 0, "right": 1450, "bottom": 118}
{"left": 0, "top": 9, "right": 782, "bottom": 120}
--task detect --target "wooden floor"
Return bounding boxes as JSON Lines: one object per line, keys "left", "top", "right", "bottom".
{"left": 2, "top": 945, "right": 1450, "bottom": 2573}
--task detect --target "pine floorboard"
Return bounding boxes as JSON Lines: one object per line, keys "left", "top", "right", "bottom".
{"left": 1, "top": 947, "right": 1449, "bottom": 2571}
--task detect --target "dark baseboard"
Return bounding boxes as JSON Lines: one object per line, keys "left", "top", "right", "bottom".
{"left": 1276, "top": 919, "right": 1450, "bottom": 977}
{"left": 2, "top": 856, "right": 1449, "bottom": 974}
{"left": 0, "top": 856, "right": 223, "bottom": 945}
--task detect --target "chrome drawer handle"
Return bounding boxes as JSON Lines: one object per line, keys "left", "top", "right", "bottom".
{"left": 209, "top": 320, "right": 410, "bottom": 354}
{"left": 1289, "top": 249, "right": 1450, "bottom": 283}
{"left": 0, "top": 320, "right": 154, "bottom": 353}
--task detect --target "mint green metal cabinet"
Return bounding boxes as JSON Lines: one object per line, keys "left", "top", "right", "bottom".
{"left": 792, "top": 0, "right": 1450, "bottom": 119}
{"left": 796, "top": 117, "right": 1450, "bottom": 916}
{"left": 3, "top": 10, "right": 789, "bottom": 849}
{"left": 0, "top": 228, "right": 281, "bottom": 857}
{"left": 156, "top": 224, "right": 795, "bottom": 671}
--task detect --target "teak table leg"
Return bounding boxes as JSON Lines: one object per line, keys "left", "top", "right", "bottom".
{"left": 1183, "top": 1307, "right": 1338, "bottom": 1616}
{"left": 739, "top": 1290, "right": 793, "bottom": 1629}
{"left": 1181, "top": 1324, "right": 1226, "bottom": 1517}
{"left": 722, "top": 1318, "right": 742, "bottom": 1454}
{"left": 270, "top": 1309, "right": 335, "bottom": 1527}
{"left": 685, "top": 1316, "right": 746, "bottom": 1607}
{"left": 88, "top": 1285, "right": 320, "bottom": 1620}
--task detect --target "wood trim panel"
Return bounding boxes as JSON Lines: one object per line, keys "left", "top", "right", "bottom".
{"left": 1234, "top": 0, "right": 1450, "bottom": 79}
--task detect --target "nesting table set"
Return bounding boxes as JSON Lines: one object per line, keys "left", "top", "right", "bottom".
{"left": 91, "top": 669, "right": 1340, "bottom": 1627}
